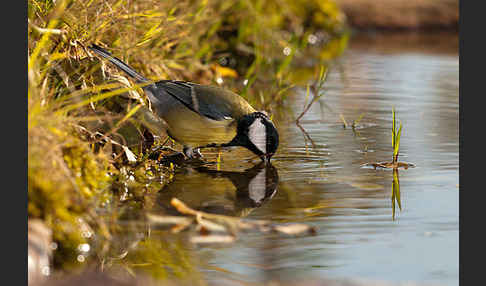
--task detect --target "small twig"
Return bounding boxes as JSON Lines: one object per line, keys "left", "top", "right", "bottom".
{"left": 72, "top": 124, "right": 137, "bottom": 162}
{"left": 28, "top": 19, "right": 66, "bottom": 35}
{"left": 168, "top": 198, "right": 317, "bottom": 236}
{"left": 295, "top": 67, "right": 328, "bottom": 123}
{"left": 296, "top": 96, "right": 320, "bottom": 123}
{"left": 296, "top": 121, "right": 317, "bottom": 149}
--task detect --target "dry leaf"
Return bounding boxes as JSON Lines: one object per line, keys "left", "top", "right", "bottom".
{"left": 363, "top": 161, "right": 415, "bottom": 169}
{"left": 211, "top": 64, "right": 238, "bottom": 78}
{"left": 122, "top": 146, "right": 137, "bottom": 162}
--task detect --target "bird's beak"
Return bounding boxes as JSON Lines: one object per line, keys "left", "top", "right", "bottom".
{"left": 264, "top": 156, "right": 270, "bottom": 164}
{"left": 261, "top": 153, "right": 273, "bottom": 164}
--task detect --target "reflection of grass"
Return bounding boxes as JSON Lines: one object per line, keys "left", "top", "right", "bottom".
{"left": 100, "top": 223, "right": 207, "bottom": 285}
{"left": 391, "top": 168, "right": 402, "bottom": 220}
{"left": 123, "top": 237, "right": 206, "bottom": 285}
{"left": 295, "top": 65, "right": 328, "bottom": 149}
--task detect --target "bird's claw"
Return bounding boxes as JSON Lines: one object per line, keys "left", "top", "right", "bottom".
{"left": 183, "top": 147, "right": 203, "bottom": 159}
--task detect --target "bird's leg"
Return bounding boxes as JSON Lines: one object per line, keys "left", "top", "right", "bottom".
{"left": 183, "top": 146, "right": 203, "bottom": 159}
{"left": 152, "top": 145, "right": 179, "bottom": 153}
{"left": 194, "top": 148, "right": 203, "bottom": 158}
{"left": 183, "top": 146, "right": 193, "bottom": 158}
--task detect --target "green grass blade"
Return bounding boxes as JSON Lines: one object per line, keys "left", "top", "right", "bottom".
{"left": 318, "top": 65, "right": 325, "bottom": 82}
{"left": 55, "top": 86, "right": 136, "bottom": 115}
{"left": 394, "top": 121, "right": 403, "bottom": 159}
{"left": 317, "top": 66, "right": 329, "bottom": 92}
{"left": 115, "top": 104, "right": 142, "bottom": 128}
{"left": 303, "top": 83, "right": 311, "bottom": 112}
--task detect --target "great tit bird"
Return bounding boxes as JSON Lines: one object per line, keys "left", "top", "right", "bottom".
{"left": 88, "top": 44, "right": 279, "bottom": 163}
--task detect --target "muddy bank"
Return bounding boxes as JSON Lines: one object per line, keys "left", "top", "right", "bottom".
{"left": 334, "top": 0, "right": 458, "bottom": 30}
{"left": 348, "top": 31, "right": 458, "bottom": 54}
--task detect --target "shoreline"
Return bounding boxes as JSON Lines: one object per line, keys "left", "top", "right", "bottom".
{"left": 334, "top": 0, "right": 458, "bottom": 30}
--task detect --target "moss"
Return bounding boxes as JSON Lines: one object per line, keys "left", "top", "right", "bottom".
{"left": 28, "top": 116, "right": 114, "bottom": 264}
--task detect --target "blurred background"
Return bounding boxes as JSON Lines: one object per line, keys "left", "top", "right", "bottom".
{"left": 336, "top": 0, "right": 457, "bottom": 30}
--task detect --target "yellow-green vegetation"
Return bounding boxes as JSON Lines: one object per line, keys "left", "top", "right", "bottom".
{"left": 296, "top": 65, "right": 328, "bottom": 123}
{"left": 123, "top": 237, "right": 206, "bottom": 284}
{"left": 364, "top": 108, "right": 414, "bottom": 170}
{"left": 28, "top": 0, "right": 348, "bottom": 276}
{"left": 392, "top": 107, "right": 402, "bottom": 164}
{"left": 28, "top": 119, "right": 111, "bottom": 267}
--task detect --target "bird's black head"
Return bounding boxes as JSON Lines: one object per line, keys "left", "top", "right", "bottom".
{"left": 228, "top": 112, "right": 279, "bottom": 163}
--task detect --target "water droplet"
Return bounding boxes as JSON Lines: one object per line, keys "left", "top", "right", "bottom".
{"left": 49, "top": 242, "right": 58, "bottom": 250}
{"left": 41, "top": 266, "right": 50, "bottom": 276}
{"left": 308, "top": 34, "right": 318, "bottom": 44}
{"left": 216, "top": 77, "right": 223, "bottom": 84}
{"left": 78, "top": 243, "right": 90, "bottom": 253}
{"left": 283, "top": 47, "right": 292, "bottom": 56}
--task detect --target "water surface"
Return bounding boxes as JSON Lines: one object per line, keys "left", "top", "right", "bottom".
{"left": 122, "top": 32, "right": 458, "bottom": 286}
{"left": 181, "top": 32, "right": 459, "bottom": 286}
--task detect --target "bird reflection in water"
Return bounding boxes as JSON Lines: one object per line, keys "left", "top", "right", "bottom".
{"left": 156, "top": 162, "right": 279, "bottom": 217}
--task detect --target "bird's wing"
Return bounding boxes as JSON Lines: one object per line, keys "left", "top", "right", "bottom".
{"left": 153, "top": 80, "right": 255, "bottom": 121}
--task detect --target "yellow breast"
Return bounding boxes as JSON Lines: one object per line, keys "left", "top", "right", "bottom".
{"left": 163, "top": 106, "right": 237, "bottom": 147}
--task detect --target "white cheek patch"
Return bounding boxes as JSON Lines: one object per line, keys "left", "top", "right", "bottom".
{"left": 248, "top": 119, "right": 267, "bottom": 154}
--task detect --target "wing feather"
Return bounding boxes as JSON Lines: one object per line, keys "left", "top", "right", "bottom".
{"left": 152, "top": 80, "right": 254, "bottom": 121}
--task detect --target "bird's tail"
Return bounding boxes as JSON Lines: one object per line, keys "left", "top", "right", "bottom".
{"left": 88, "top": 44, "right": 149, "bottom": 83}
